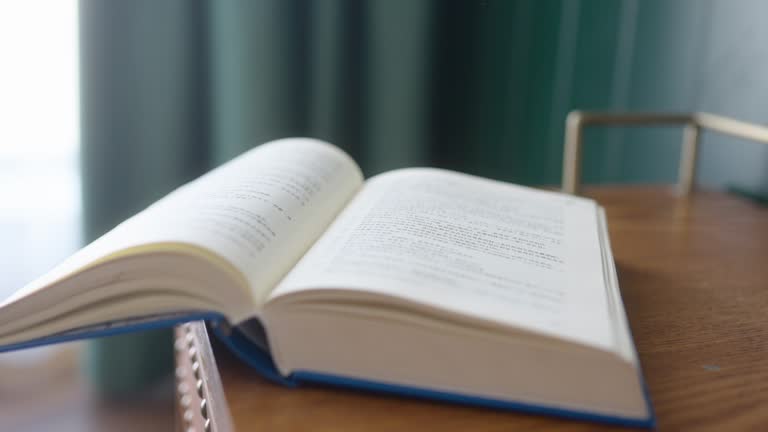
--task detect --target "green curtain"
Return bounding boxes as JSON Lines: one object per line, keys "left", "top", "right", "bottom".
{"left": 80, "top": 0, "right": 768, "bottom": 394}
{"left": 80, "top": 0, "right": 209, "bottom": 395}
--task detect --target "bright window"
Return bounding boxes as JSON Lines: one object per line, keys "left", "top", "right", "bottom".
{"left": 0, "top": 0, "right": 80, "bottom": 301}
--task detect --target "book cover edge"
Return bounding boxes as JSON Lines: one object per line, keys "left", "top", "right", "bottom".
{"left": 214, "top": 326, "right": 656, "bottom": 429}
{"left": 0, "top": 312, "right": 225, "bottom": 354}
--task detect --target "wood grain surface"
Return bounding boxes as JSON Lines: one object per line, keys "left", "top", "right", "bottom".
{"left": 180, "top": 186, "right": 768, "bottom": 431}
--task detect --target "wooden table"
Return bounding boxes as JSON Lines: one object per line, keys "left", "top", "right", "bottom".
{"left": 174, "top": 186, "right": 768, "bottom": 431}
{"left": 0, "top": 342, "right": 175, "bottom": 432}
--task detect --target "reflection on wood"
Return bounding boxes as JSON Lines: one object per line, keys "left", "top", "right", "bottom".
{"left": 0, "top": 342, "right": 174, "bottom": 432}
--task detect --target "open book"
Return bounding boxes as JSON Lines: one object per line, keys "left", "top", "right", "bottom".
{"left": 0, "top": 138, "right": 653, "bottom": 427}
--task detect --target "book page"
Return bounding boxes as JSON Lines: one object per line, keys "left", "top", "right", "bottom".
{"left": 271, "top": 168, "right": 614, "bottom": 351}
{"left": 8, "top": 139, "right": 363, "bottom": 307}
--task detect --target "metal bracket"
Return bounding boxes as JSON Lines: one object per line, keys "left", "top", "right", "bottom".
{"left": 561, "top": 111, "right": 768, "bottom": 195}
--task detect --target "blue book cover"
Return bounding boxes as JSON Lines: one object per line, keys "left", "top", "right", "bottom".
{"left": 0, "top": 312, "right": 223, "bottom": 354}
{"left": 0, "top": 315, "right": 655, "bottom": 428}
{"left": 212, "top": 322, "right": 657, "bottom": 429}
